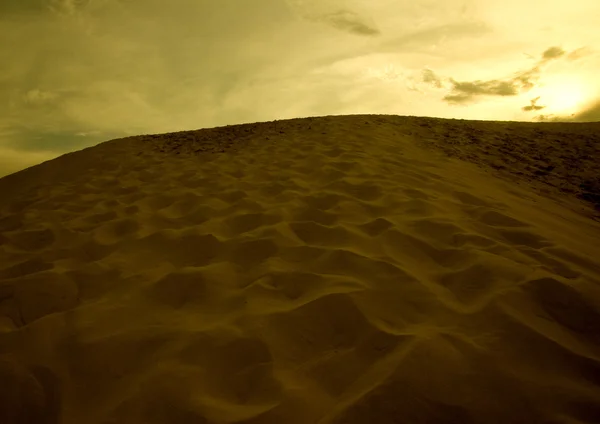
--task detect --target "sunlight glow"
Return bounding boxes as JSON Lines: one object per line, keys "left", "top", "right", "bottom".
{"left": 538, "top": 78, "right": 587, "bottom": 114}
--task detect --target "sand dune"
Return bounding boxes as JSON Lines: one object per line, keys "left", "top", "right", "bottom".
{"left": 1, "top": 114, "right": 600, "bottom": 423}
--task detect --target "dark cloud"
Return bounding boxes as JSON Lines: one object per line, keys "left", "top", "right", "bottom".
{"left": 440, "top": 46, "right": 573, "bottom": 105}
{"left": 522, "top": 96, "right": 545, "bottom": 112}
{"left": 314, "top": 9, "right": 380, "bottom": 36}
{"left": 422, "top": 69, "right": 443, "bottom": 88}
{"left": 512, "top": 66, "right": 540, "bottom": 91}
{"left": 533, "top": 99, "right": 600, "bottom": 122}
{"left": 443, "top": 78, "right": 524, "bottom": 104}
{"left": 534, "top": 113, "right": 574, "bottom": 122}
{"left": 541, "top": 46, "right": 565, "bottom": 61}
{"left": 569, "top": 99, "right": 600, "bottom": 122}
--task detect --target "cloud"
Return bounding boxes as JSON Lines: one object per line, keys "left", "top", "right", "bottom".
{"left": 24, "top": 89, "right": 58, "bottom": 104}
{"left": 363, "top": 63, "right": 402, "bottom": 82}
{"left": 443, "top": 79, "right": 523, "bottom": 104}
{"left": 315, "top": 9, "right": 380, "bottom": 36}
{"left": 439, "top": 46, "right": 576, "bottom": 105}
{"left": 287, "top": 1, "right": 379, "bottom": 37}
{"left": 567, "top": 46, "right": 594, "bottom": 61}
{"left": 511, "top": 67, "right": 540, "bottom": 91}
{"left": 533, "top": 98, "right": 600, "bottom": 122}
{"left": 47, "top": 0, "right": 104, "bottom": 16}
{"left": 522, "top": 96, "right": 545, "bottom": 112}
{"left": 422, "top": 68, "right": 443, "bottom": 88}
{"left": 75, "top": 130, "right": 102, "bottom": 136}
{"left": 541, "top": 46, "right": 565, "bottom": 61}
{"left": 533, "top": 114, "right": 561, "bottom": 122}
{"left": 569, "top": 99, "right": 600, "bottom": 122}
{"left": 381, "top": 21, "right": 490, "bottom": 52}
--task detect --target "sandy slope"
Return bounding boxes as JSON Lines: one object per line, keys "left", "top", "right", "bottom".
{"left": 1, "top": 114, "right": 600, "bottom": 424}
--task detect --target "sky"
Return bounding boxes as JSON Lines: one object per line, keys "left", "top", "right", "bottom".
{"left": 1, "top": 0, "right": 600, "bottom": 177}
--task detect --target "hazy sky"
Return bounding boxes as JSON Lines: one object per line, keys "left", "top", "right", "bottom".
{"left": 2, "top": 0, "right": 600, "bottom": 177}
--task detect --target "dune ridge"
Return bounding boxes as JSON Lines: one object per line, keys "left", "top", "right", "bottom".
{"left": 1, "top": 114, "right": 600, "bottom": 423}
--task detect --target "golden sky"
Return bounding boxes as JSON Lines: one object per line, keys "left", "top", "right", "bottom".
{"left": 1, "top": 0, "right": 599, "bottom": 177}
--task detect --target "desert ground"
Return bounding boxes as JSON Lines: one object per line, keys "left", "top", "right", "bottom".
{"left": 1, "top": 114, "right": 599, "bottom": 424}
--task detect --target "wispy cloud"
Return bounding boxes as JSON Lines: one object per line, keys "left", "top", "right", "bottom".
{"left": 567, "top": 46, "right": 594, "bottom": 61}
{"left": 314, "top": 9, "right": 380, "bottom": 36}
{"left": 287, "top": 0, "right": 379, "bottom": 37}
{"left": 422, "top": 68, "right": 443, "bottom": 88}
{"left": 48, "top": 0, "right": 78, "bottom": 15}
{"left": 379, "top": 21, "right": 490, "bottom": 53}
{"left": 24, "top": 89, "right": 58, "bottom": 104}
{"left": 522, "top": 96, "right": 545, "bottom": 112}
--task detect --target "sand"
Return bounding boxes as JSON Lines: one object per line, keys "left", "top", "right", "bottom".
{"left": 1, "top": 114, "right": 600, "bottom": 424}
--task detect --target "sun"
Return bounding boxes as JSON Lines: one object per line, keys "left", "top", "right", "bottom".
{"left": 537, "top": 78, "right": 587, "bottom": 114}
